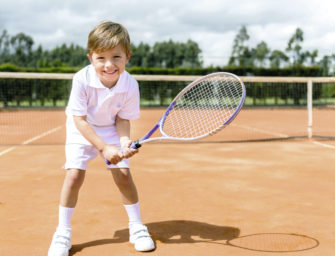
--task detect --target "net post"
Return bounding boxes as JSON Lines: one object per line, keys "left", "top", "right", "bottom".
{"left": 307, "top": 79, "right": 313, "bottom": 139}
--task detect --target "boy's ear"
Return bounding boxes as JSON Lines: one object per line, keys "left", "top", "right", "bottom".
{"left": 126, "top": 51, "right": 132, "bottom": 65}
{"left": 127, "top": 51, "right": 132, "bottom": 60}
{"left": 87, "top": 53, "right": 92, "bottom": 63}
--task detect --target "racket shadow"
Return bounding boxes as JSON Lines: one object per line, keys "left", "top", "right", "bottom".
{"left": 145, "top": 220, "right": 240, "bottom": 244}
{"left": 69, "top": 219, "right": 240, "bottom": 255}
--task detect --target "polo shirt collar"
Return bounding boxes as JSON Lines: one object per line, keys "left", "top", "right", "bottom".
{"left": 88, "top": 64, "right": 128, "bottom": 93}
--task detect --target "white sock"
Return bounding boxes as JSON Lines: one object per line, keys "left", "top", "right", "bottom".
{"left": 123, "top": 202, "right": 142, "bottom": 227}
{"left": 57, "top": 205, "right": 74, "bottom": 231}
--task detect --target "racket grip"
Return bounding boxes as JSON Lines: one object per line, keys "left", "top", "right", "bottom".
{"left": 105, "top": 140, "right": 141, "bottom": 165}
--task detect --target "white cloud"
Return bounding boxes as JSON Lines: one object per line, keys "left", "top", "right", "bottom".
{"left": 1, "top": 0, "right": 335, "bottom": 66}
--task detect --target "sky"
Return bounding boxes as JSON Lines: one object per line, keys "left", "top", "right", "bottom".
{"left": 1, "top": 0, "right": 335, "bottom": 66}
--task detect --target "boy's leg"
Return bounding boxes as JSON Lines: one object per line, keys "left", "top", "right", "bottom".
{"left": 57, "top": 168, "right": 85, "bottom": 229}
{"left": 60, "top": 169, "right": 86, "bottom": 208}
{"left": 48, "top": 169, "right": 85, "bottom": 256}
{"left": 110, "top": 168, "right": 155, "bottom": 252}
{"left": 110, "top": 168, "right": 138, "bottom": 204}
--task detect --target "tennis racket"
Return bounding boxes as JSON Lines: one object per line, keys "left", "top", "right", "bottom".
{"left": 106, "top": 72, "right": 245, "bottom": 165}
{"left": 132, "top": 72, "right": 245, "bottom": 147}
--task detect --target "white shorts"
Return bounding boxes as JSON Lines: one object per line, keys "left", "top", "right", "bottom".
{"left": 64, "top": 144, "right": 130, "bottom": 170}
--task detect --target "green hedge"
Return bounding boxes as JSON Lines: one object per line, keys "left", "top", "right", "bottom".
{"left": 0, "top": 63, "right": 324, "bottom": 77}
{"left": 0, "top": 63, "right": 80, "bottom": 73}
{"left": 127, "top": 66, "right": 322, "bottom": 77}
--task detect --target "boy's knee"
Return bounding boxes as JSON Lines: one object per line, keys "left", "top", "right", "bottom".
{"left": 114, "top": 172, "right": 132, "bottom": 188}
{"left": 65, "top": 170, "right": 85, "bottom": 190}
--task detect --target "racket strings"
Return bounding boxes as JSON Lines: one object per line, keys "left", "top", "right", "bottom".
{"left": 162, "top": 74, "right": 244, "bottom": 139}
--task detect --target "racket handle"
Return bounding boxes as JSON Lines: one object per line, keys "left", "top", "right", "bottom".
{"left": 105, "top": 140, "right": 141, "bottom": 165}
{"left": 130, "top": 140, "right": 142, "bottom": 149}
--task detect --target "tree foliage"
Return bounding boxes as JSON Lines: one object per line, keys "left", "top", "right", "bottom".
{"left": 0, "top": 30, "right": 202, "bottom": 70}
{"left": 0, "top": 27, "right": 334, "bottom": 75}
{"left": 130, "top": 39, "right": 202, "bottom": 68}
{"left": 228, "top": 25, "right": 251, "bottom": 66}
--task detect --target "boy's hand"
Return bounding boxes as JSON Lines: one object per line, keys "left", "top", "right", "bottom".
{"left": 120, "top": 139, "right": 138, "bottom": 159}
{"left": 102, "top": 145, "right": 123, "bottom": 165}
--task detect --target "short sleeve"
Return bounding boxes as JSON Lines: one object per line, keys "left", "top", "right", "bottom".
{"left": 117, "top": 81, "right": 140, "bottom": 120}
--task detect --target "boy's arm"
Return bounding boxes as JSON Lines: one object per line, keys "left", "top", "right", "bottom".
{"left": 73, "top": 115, "right": 123, "bottom": 164}
{"left": 115, "top": 115, "right": 138, "bottom": 158}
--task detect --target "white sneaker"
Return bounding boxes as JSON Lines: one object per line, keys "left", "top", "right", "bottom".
{"left": 129, "top": 223, "right": 155, "bottom": 252}
{"left": 48, "top": 228, "right": 72, "bottom": 256}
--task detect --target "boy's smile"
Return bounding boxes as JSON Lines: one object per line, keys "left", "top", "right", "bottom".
{"left": 88, "top": 44, "right": 131, "bottom": 88}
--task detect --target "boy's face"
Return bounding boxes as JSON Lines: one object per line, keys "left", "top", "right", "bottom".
{"left": 88, "top": 44, "right": 131, "bottom": 88}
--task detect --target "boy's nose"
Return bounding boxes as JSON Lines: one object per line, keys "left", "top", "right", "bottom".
{"left": 105, "top": 60, "right": 114, "bottom": 68}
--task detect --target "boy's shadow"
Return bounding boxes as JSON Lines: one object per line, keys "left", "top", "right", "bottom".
{"left": 70, "top": 220, "right": 240, "bottom": 255}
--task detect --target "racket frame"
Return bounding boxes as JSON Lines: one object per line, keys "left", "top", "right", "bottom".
{"left": 131, "top": 72, "right": 246, "bottom": 148}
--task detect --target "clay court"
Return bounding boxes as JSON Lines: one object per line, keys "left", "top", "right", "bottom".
{"left": 0, "top": 108, "right": 335, "bottom": 255}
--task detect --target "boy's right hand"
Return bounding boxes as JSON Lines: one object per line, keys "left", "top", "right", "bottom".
{"left": 102, "top": 145, "right": 123, "bottom": 165}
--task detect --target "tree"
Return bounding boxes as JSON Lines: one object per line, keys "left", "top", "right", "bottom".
{"left": 318, "top": 55, "right": 332, "bottom": 76}
{"left": 10, "top": 32, "right": 34, "bottom": 66}
{"left": 286, "top": 28, "right": 304, "bottom": 66}
{"left": 149, "top": 39, "right": 202, "bottom": 68}
{"left": 303, "top": 50, "right": 318, "bottom": 66}
{"left": 130, "top": 42, "right": 153, "bottom": 67}
{"left": 183, "top": 39, "right": 202, "bottom": 67}
{"left": 32, "top": 45, "right": 44, "bottom": 68}
{"left": 0, "top": 30, "right": 11, "bottom": 64}
{"left": 252, "top": 41, "right": 270, "bottom": 67}
{"left": 41, "top": 43, "right": 88, "bottom": 67}
{"left": 228, "top": 25, "right": 250, "bottom": 67}
{"left": 269, "top": 50, "right": 289, "bottom": 68}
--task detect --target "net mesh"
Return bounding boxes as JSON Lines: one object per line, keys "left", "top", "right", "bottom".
{"left": 1, "top": 73, "right": 335, "bottom": 145}
{"left": 162, "top": 74, "right": 244, "bottom": 139}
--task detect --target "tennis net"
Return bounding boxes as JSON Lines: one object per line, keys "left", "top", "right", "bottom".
{"left": 1, "top": 72, "right": 335, "bottom": 145}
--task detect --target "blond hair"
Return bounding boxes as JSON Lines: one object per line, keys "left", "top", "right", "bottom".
{"left": 87, "top": 21, "right": 131, "bottom": 57}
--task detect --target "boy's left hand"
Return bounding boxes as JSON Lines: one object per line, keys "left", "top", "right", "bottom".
{"left": 121, "top": 139, "right": 138, "bottom": 158}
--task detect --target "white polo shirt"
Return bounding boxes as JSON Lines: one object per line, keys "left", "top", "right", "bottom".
{"left": 65, "top": 65, "right": 140, "bottom": 145}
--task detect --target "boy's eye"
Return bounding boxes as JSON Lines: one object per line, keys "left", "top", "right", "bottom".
{"left": 97, "top": 56, "right": 104, "bottom": 60}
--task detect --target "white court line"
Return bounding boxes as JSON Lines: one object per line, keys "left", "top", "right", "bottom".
{"left": 232, "top": 124, "right": 289, "bottom": 138}
{"left": 21, "top": 126, "right": 64, "bottom": 145}
{"left": 0, "top": 147, "right": 16, "bottom": 156}
{"left": 311, "top": 140, "right": 335, "bottom": 149}
{"left": 234, "top": 124, "right": 335, "bottom": 149}
{"left": 0, "top": 125, "right": 64, "bottom": 156}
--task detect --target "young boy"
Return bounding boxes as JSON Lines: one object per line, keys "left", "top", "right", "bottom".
{"left": 48, "top": 21, "right": 155, "bottom": 256}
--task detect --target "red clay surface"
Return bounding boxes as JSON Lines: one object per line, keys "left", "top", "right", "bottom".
{"left": 0, "top": 108, "right": 335, "bottom": 255}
